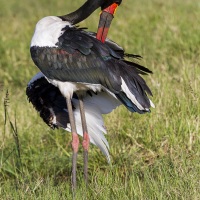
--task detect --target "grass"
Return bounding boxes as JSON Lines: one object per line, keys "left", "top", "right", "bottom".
{"left": 0, "top": 0, "right": 200, "bottom": 199}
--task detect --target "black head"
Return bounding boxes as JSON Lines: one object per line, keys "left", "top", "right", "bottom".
{"left": 101, "top": 0, "right": 122, "bottom": 10}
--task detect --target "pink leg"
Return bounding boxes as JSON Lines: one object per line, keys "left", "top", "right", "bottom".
{"left": 72, "top": 132, "right": 79, "bottom": 153}
{"left": 82, "top": 132, "right": 90, "bottom": 151}
{"left": 82, "top": 131, "right": 90, "bottom": 184}
{"left": 66, "top": 97, "right": 79, "bottom": 190}
{"left": 78, "top": 96, "right": 89, "bottom": 184}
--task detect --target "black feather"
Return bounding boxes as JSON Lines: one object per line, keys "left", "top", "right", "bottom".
{"left": 30, "top": 25, "right": 153, "bottom": 113}
{"left": 26, "top": 76, "right": 72, "bottom": 129}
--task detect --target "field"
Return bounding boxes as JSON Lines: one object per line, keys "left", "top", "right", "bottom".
{"left": 0, "top": 0, "right": 200, "bottom": 199}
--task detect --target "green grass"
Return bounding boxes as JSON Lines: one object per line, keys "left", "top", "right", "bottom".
{"left": 0, "top": 0, "right": 200, "bottom": 199}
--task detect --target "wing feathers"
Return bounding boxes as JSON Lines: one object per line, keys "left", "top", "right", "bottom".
{"left": 26, "top": 72, "right": 122, "bottom": 162}
{"left": 30, "top": 25, "right": 154, "bottom": 113}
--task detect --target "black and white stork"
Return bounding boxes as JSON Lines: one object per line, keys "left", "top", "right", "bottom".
{"left": 29, "top": 0, "right": 154, "bottom": 188}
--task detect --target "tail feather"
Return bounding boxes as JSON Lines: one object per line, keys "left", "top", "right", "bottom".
{"left": 99, "top": 37, "right": 154, "bottom": 112}
{"left": 123, "top": 60, "right": 153, "bottom": 75}
{"left": 116, "top": 92, "right": 149, "bottom": 114}
{"left": 115, "top": 60, "right": 154, "bottom": 112}
{"left": 124, "top": 70, "right": 152, "bottom": 98}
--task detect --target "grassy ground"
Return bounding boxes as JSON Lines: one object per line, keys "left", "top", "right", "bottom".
{"left": 0, "top": 0, "right": 200, "bottom": 199}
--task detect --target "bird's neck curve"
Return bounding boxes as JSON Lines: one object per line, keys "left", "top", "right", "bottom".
{"left": 59, "top": 0, "right": 103, "bottom": 25}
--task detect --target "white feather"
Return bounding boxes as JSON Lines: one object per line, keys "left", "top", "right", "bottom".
{"left": 64, "top": 92, "right": 121, "bottom": 163}
{"left": 121, "top": 77, "right": 154, "bottom": 110}
{"left": 31, "top": 16, "right": 71, "bottom": 47}
{"left": 149, "top": 99, "right": 155, "bottom": 108}
{"left": 48, "top": 78, "right": 102, "bottom": 99}
{"left": 121, "top": 77, "right": 145, "bottom": 110}
{"left": 83, "top": 89, "right": 121, "bottom": 114}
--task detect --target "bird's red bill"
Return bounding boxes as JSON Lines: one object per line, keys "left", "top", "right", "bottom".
{"left": 103, "top": 3, "right": 118, "bottom": 15}
{"left": 96, "top": 3, "right": 118, "bottom": 43}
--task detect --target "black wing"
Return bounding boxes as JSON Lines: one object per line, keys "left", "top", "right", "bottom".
{"left": 26, "top": 75, "right": 72, "bottom": 129}
{"left": 30, "top": 26, "right": 122, "bottom": 93}
{"left": 30, "top": 26, "right": 153, "bottom": 109}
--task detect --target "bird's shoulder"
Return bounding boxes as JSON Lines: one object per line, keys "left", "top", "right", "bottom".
{"left": 56, "top": 25, "right": 121, "bottom": 59}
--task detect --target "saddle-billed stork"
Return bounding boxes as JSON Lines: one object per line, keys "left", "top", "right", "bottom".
{"left": 29, "top": 0, "right": 154, "bottom": 188}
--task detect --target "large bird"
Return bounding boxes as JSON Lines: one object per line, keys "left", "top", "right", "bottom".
{"left": 29, "top": 0, "right": 154, "bottom": 188}
{"left": 30, "top": 0, "right": 122, "bottom": 187}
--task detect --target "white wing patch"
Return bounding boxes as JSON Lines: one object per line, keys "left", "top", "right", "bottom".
{"left": 149, "top": 99, "right": 155, "bottom": 108}
{"left": 121, "top": 77, "right": 145, "bottom": 110}
{"left": 121, "top": 77, "right": 154, "bottom": 110}
{"left": 83, "top": 89, "right": 121, "bottom": 114}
